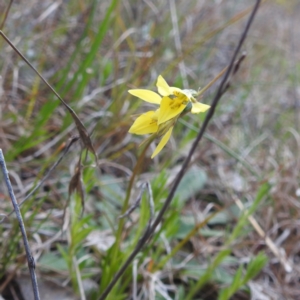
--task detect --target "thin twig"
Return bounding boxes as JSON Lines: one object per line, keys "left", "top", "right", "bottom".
{"left": 98, "top": 1, "right": 261, "bottom": 299}
{"left": 0, "top": 149, "right": 40, "bottom": 300}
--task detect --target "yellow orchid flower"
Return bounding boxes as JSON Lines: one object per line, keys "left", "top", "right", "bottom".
{"left": 128, "top": 75, "right": 210, "bottom": 158}
{"left": 129, "top": 75, "right": 210, "bottom": 125}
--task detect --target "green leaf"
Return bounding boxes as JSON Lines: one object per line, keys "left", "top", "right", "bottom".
{"left": 174, "top": 166, "right": 207, "bottom": 206}
{"left": 243, "top": 253, "right": 268, "bottom": 283}
{"left": 218, "top": 254, "right": 267, "bottom": 300}
{"left": 218, "top": 266, "right": 243, "bottom": 300}
{"left": 56, "top": 244, "right": 70, "bottom": 266}
{"left": 73, "top": 227, "right": 94, "bottom": 246}
{"left": 39, "top": 252, "right": 68, "bottom": 271}
{"left": 100, "top": 175, "right": 125, "bottom": 204}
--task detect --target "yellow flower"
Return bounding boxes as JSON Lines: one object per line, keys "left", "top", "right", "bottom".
{"left": 129, "top": 75, "right": 210, "bottom": 125}
{"left": 128, "top": 75, "right": 210, "bottom": 158}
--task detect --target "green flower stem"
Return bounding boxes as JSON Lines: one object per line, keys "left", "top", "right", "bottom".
{"left": 104, "top": 134, "right": 156, "bottom": 289}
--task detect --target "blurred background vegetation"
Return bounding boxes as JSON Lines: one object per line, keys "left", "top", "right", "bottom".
{"left": 0, "top": 0, "right": 300, "bottom": 299}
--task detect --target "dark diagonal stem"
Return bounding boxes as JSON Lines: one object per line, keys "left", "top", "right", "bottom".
{"left": 0, "top": 150, "right": 40, "bottom": 300}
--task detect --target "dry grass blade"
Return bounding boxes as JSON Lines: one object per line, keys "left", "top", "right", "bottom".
{"left": 68, "top": 155, "right": 85, "bottom": 215}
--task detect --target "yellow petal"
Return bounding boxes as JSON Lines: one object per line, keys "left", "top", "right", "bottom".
{"left": 151, "top": 127, "right": 173, "bottom": 158}
{"left": 191, "top": 102, "right": 210, "bottom": 114}
{"left": 169, "top": 86, "right": 184, "bottom": 95}
{"left": 128, "top": 89, "right": 161, "bottom": 104}
{"left": 158, "top": 96, "right": 187, "bottom": 125}
{"left": 129, "top": 111, "right": 158, "bottom": 135}
{"left": 156, "top": 75, "right": 171, "bottom": 96}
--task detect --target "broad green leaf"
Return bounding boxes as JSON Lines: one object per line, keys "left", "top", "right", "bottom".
{"left": 174, "top": 166, "right": 207, "bottom": 207}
